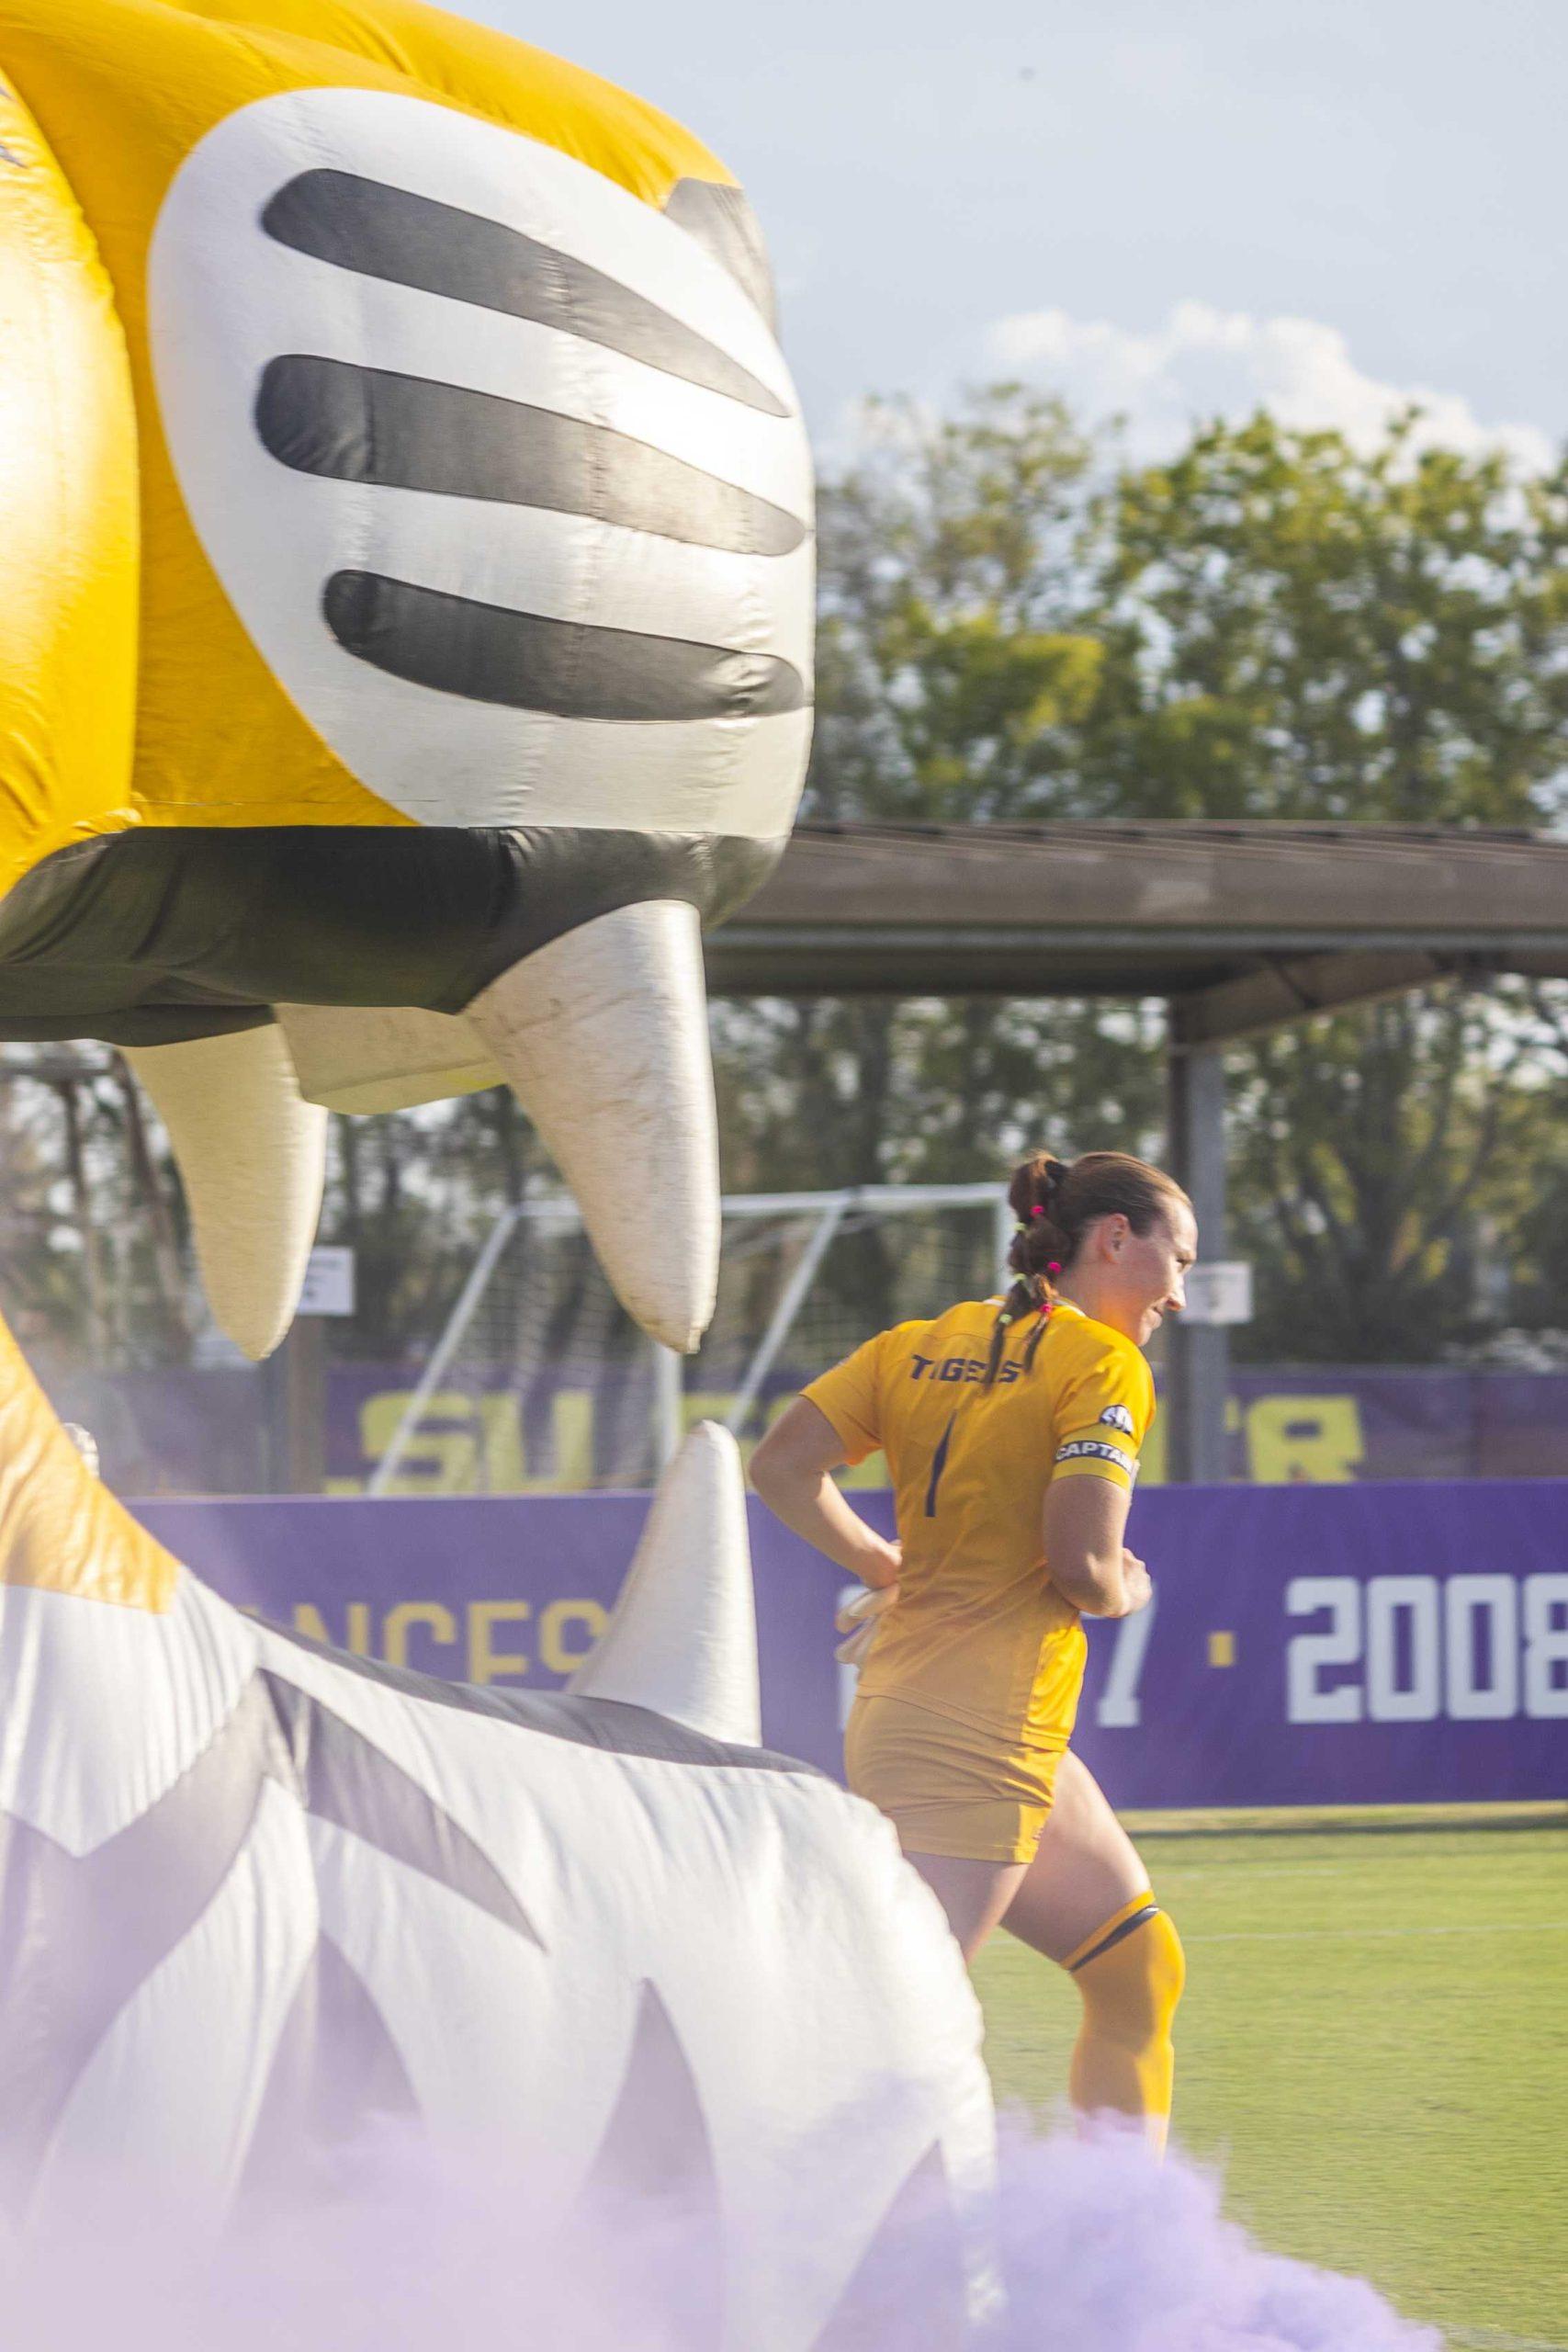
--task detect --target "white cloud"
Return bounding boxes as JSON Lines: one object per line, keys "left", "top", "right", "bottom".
{"left": 984, "top": 299, "right": 1556, "bottom": 471}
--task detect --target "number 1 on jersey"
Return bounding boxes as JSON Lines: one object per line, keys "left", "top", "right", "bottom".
{"left": 924, "top": 1413, "right": 956, "bottom": 1517}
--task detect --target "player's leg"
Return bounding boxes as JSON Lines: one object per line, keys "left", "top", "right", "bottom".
{"left": 901, "top": 1853, "right": 1028, "bottom": 1962}
{"left": 1000, "top": 1751, "right": 1185, "bottom": 2149}
{"left": 1000, "top": 1750, "right": 1147, "bottom": 1960}
{"left": 845, "top": 1690, "right": 1041, "bottom": 1958}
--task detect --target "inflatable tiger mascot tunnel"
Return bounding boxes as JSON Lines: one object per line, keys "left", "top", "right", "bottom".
{"left": 0, "top": 7, "right": 997, "bottom": 2346}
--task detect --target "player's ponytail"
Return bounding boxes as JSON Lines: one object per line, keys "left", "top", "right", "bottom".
{"left": 980, "top": 1153, "right": 1067, "bottom": 1385}
{"left": 982, "top": 1148, "right": 1189, "bottom": 1385}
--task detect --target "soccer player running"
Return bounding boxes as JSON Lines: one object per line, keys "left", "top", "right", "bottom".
{"left": 752, "top": 1150, "right": 1195, "bottom": 2151}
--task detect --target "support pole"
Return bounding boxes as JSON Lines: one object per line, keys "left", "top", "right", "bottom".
{"left": 1166, "top": 1013, "right": 1230, "bottom": 1485}
{"left": 283, "top": 1317, "right": 326, "bottom": 1496}
{"left": 652, "top": 1343, "right": 684, "bottom": 1472}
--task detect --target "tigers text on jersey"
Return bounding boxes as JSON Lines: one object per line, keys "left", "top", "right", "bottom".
{"left": 803, "top": 1299, "right": 1156, "bottom": 1750}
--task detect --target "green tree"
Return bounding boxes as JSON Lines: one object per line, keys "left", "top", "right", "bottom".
{"left": 1089, "top": 412, "right": 1568, "bottom": 1356}
{"left": 1086, "top": 410, "right": 1568, "bottom": 824}
{"left": 1226, "top": 992, "right": 1540, "bottom": 1363}
{"left": 0, "top": 1046, "right": 193, "bottom": 1367}
{"left": 716, "top": 394, "right": 1568, "bottom": 1359}
{"left": 323, "top": 1091, "right": 544, "bottom": 1363}
{"left": 715, "top": 387, "right": 1162, "bottom": 1334}
{"left": 808, "top": 387, "right": 1106, "bottom": 826}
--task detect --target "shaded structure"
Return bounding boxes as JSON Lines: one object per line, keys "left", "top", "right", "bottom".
{"left": 708, "top": 822, "right": 1568, "bottom": 1479}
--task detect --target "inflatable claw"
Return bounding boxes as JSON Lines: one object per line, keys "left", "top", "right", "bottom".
{"left": 0, "top": 1333, "right": 994, "bottom": 2344}
{"left": 0, "top": 0, "right": 814, "bottom": 1354}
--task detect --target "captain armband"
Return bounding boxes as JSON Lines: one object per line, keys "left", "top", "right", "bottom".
{"left": 1054, "top": 1437, "right": 1138, "bottom": 1479}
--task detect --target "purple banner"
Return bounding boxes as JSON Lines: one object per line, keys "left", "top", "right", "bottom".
{"left": 134, "top": 1481, "right": 1568, "bottom": 1808}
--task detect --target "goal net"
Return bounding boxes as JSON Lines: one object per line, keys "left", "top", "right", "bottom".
{"left": 368, "top": 1184, "right": 1010, "bottom": 1496}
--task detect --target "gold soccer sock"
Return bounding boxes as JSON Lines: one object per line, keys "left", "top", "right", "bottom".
{"left": 1063, "top": 1891, "right": 1185, "bottom": 2154}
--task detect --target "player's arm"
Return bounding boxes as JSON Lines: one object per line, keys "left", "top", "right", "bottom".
{"left": 1042, "top": 1474, "right": 1150, "bottom": 1619}
{"left": 750, "top": 1399, "right": 902, "bottom": 1588}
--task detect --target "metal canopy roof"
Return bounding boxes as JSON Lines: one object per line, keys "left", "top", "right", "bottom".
{"left": 705, "top": 821, "right": 1568, "bottom": 1044}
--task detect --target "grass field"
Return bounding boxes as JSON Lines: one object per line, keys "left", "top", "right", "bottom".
{"left": 971, "top": 1807, "right": 1568, "bottom": 2349}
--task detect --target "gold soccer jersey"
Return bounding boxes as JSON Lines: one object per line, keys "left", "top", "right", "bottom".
{"left": 804, "top": 1300, "right": 1156, "bottom": 1750}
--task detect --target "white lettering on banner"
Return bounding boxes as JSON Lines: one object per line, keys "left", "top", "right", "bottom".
{"left": 1444, "top": 1576, "right": 1518, "bottom": 1720}
{"left": 1285, "top": 1577, "right": 1363, "bottom": 1724}
{"left": 1096, "top": 1597, "right": 1156, "bottom": 1730}
{"left": 1523, "top": 1574, "right": 1568, "bottom": 1719}
{"left": 1285, "top": 1573, "right": 1568, "bottom": 1724}
{"left": 1365, "top": 1577, "right": 1441, "bottom": 1724}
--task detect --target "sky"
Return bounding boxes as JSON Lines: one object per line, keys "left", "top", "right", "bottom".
{"left": 465, "top": 0, "right": 1567, "bottom": 465}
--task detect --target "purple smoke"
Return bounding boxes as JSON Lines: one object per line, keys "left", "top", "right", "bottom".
{"left": 0, "top": 2112, "right": 1438, "bottom": 2352}
{"left": 988, "top": 2120, "right": 1438, "bottom": 2352}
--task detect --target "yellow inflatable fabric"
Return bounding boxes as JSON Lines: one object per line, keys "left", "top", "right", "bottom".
{"left": 0, "top": 1308, "right": 175, "bottom": 1610}
{"left": 0, "top": 0, "right": 787, "bottom": 874}
{"left": 0, "top": 0, "right": 813, "bottom": 1357}
{"left": 0, "top": 67, "right": 139, "bottom": 897}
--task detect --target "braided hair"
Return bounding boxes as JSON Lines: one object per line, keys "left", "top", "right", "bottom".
{"left": 981, "top": 1148, "right": 1190, "bottom": 1385}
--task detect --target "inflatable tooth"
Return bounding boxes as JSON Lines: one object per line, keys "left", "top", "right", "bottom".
{"left": 0, "top": 1331, "right": 995, "bottom": 2346}
{"left": 0, "top": 0, "right": 814, "bottom": 1354}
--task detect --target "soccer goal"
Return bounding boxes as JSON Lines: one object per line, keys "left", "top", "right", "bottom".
{"left": 367, "top": 1183, "right": 1012, "bottom": 1496}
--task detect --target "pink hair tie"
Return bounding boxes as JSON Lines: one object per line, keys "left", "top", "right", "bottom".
{"left": 1046, "top": 1261, "right": 1061, "bottom": 1275}
{"left": 1029, "top": 1204, "right": 1045, "bottom": 1218}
